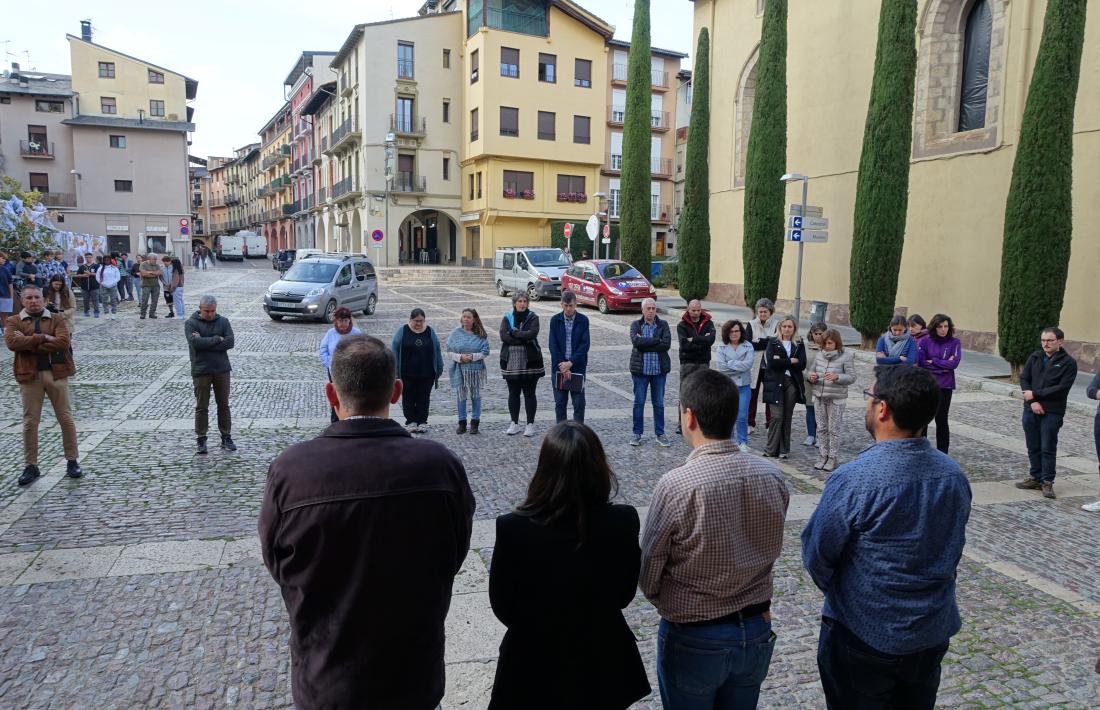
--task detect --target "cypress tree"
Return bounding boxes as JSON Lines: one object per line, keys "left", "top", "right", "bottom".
{"left": 997, "top": 0, "right": 1087, "bottom": 374}
{"left": 677, "top": 28, "right": 711, "bottom": 303}
{"left": 741, "top": 0, "right": 787, "bottom": 309}
{"left": 848, "top": 0, "right": 918, "bottom": 346}
{"left": 619, "top": 0, "right": 653, "bottom": 277}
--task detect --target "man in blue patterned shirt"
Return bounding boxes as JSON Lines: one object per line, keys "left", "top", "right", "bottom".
{"left": 629, "top": 298, "right": 672, "bottom": 447}
{"left": 802, "top": 364, "right": 971, "bottom": 709}
{"left": 548, "top": 290, "right": 590, "bottom": 423}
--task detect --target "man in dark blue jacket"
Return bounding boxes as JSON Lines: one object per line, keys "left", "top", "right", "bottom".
{"left": 548, "top": 290, "right": 590, "bottom": 423}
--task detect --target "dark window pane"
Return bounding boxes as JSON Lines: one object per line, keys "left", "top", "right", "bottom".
{"left": 574, "top": 59, "right": 592, "bottom": 88}
{"left": 958, "top": 0, "right": 992, "bottom": 132}
{"left": 500, "top": 106, "right": 519, "bottom": 137}
{"left": 573, "top": 115, "right": 590, "bottom": 144}
{"left": 538, "top": 111, "right": 555, "bottom": 140}
{"left": 501, "top": 47, "right": 519, "bottom": 78}
{"left": 538, "top": 53, "right": 556, "bottom": 83}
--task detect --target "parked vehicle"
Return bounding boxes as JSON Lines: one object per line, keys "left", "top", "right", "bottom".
{"left": 561, "top": 260, "right": 657, "bottom": 314}
{"left": 493, "top": 246, "right": 572, "bottom": 301}
{"left": 218, "top": 234, "right": 246, "bottom": 261}
{"left": 243, "top": 232, "right": 268, "bottom": 259}
{"left": 272, "top": 249, "right": 297, "bottom": 272}
{"left": 263, "top": 254, "right": 378, "bottom": 323}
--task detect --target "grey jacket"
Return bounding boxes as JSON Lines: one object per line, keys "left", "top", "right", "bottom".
{"left": 809, "top": 349, "right": 856, "bottom": 401}
{"left": 714, "top": 341, "right": 755, "bottom": 387}
{"left": 185, "top": 312, "right": 235, "bottom": 376}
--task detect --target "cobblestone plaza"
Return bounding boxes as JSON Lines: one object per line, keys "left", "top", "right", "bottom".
{"left": 0, "top": 263, "right": 1097, "bottom": 708}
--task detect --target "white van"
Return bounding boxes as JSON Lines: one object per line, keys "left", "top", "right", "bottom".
{"left": 494, "top": 247, "right": 572, "bottom": 301}
{"left": 243, "top": 232, "right": 267, "bottom": 259}
{"left": 218, "top": 234, "right": 245, "bottom": 261}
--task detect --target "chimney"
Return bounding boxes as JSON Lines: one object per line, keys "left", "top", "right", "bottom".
{"left": 80, "top": 20, "right": 93, "bottom": 42}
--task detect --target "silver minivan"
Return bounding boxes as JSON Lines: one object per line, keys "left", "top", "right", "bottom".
{"left": 494, "top": 247, "right": 572, "bottom": 301}
{"left": 263, "top": 254, "right": 378, "bottom": 323}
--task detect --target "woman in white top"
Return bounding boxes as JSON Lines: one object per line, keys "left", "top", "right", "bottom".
{"left": 745, "top": 298, "right": 778, "bottom": 434}
{"left": 714, "top": 319, "right": 756, "bottom": 451}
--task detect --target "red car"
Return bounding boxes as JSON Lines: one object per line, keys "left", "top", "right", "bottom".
{"left": 561, "top": 260, "right": 657, "bottom": 313}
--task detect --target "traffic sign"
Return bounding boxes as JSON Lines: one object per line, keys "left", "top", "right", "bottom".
{"left": 788, "top": 216, "right": 828, "bottom": 230}
{"left": 180, "top": 226, "right": 189, "bottom": 235}
{"left": 586, "top": 215, "right": 599, "bottom": 241}
{"left": 601, "top": 238, "right": 610, "bottom": 244}
{"left": 602, "top": 224, "right": 610, "bottom": 238}
{"left": 371, "top": 229, "right": 384, "bottom": 242}
{"left": 789, "top": 204, "right": 824, "bottom": 217}
{"left": 179, "top": 218, "right": 189, "bottom": 227}
{"left": 563, "top": 223, "right": 573, "bottom": 238}
{"left": 787, "top": 229, "right": 829, "bottom": 243}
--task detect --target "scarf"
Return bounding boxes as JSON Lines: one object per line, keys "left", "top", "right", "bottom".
{"left": 510, "top": 308, "right": 530, "bottom": 327}
{"left": 885, "top": 331, "right": 911, "bottom": 358}
{"left": 335, "top": 321, "right": 354, "bottom": 335}
{"left": 447, "top": 326, "right": 489, "bottom": 396}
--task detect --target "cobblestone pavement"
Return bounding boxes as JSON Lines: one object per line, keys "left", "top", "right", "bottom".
{"left": 0, "top": 262, "right": 1097, "bottom": 708}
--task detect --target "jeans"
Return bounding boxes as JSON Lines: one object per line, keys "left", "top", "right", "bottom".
{"left": 735, "top": 385, "right": 751, "bottom": 444}
{"left": 172, "top": 288, "right": 185, "bottom": 317}
{"left": 657, "top": 615, "right": 776, "bottom": 710}
{"left": 82, "top": 287, "right": 100, "bottom": 315}
{"left": 817, "top": 617, "right": 948, "bottom": 710}
{"left": 632, "top": 373, "right": 666, "bottom": 437}
{"left": 552, "top": 381, "right": 585, "bottom": 422}
{"left": 19, "top": 370, "right": 79, "bottom": 466}
{"left": 806, "top": 403, "right": 817, "bottom": 439}
{"left": 99, "top": 285, "right": 120, "bottom": 313}
{"left": 1022, "top": 407, "right": 1064, "bottom": 482}
{"left": 133, "top": 280, "right": 142, "bottom": 304}
{"left": 401, "top": 376, "right": 434, "bottom": 425}
{"left": 765, "top": 377, "right": 798, "bottom": 456}
{"left": 118, "top": 275, "right": 134, "bottom": 299}
{"left": 506, "top": 378, "right": 538, "bottom": 424}
{"left": 193, "top": 372, "right": 232, "bottom": 438}
{"left": 457, "top": 396, "right": 482, "bottom": 421}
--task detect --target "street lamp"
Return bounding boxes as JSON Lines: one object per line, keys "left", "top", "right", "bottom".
{"left": 780, "top": 172, "right": 808, "bottom": 323}
{"left": 593, "top": 192, "right": 608, "bottom": 259}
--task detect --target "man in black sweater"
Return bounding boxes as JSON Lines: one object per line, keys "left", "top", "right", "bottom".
{"left": 1015, "top": 327, "right": 1078, "bottom": 499}
{"left": 675, "top": 300, "right": 716, "bottom": 435}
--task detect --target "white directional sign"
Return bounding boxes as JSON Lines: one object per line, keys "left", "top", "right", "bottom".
{"left": 788, "top": 216, "right": 829, "bottom": 230}
{"left": 586, "top": 214, "right": 600, "bottom": 241}
{"left": 787, "top": 229, "right": 829, "bottom": 244}
{"left": 789, "top": 204, "right": 824, "bottom": 217}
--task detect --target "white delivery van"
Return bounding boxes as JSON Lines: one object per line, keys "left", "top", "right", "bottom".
{"left": 218, "top": 234, "right": 245, "bottom": 261}
{"left": 243, "top": 232, "right": 268, "bottom": 259}
{"left": 493, "top": 246, "right": 572, "bottom": 301}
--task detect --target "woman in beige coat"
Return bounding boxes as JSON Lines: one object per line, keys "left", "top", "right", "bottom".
{"left": 807, "top": 329, "right": 856, "bottom": 472}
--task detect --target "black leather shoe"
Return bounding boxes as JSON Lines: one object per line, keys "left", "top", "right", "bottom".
{"left": 220, "top": 436, "right": 237, "bottom": 452}
{"left": 196, "top": 437, "right": 208, "bottom": 455}
{"left": 18, "top": 465, "right": 41, "bottom": 486}
{"left": 66, "top": 460, "right": 83, "bottom": 479}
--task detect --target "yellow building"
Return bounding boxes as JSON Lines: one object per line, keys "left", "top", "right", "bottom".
{"left": 459, "top": 0, "right": 613, "bottom": 265}
{"left": 694, "top": 0, "right": 1100, "bottom": 370}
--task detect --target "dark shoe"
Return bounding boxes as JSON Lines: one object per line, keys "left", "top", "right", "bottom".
{"left": 220, "top": 435, "right": 237, "bottom": 452}
{"left": 1042, "top": 482, "right": 1056, "bottom": 499}
{"left": 17, "top": 465, "right": 41, "bottom": 486}
{"left": 1015, "top": 477, "right": 1042, "bottom": 490}
{"left": 456, "top": 420, "right": 467, "bottom": 435}
{"left": 149, "top": 314, "right": 158, "bottom": 319}
{"left": 139, "top": 315, "right": 146, "bottom": 319}
{"left": 66, "top": 460, "right": 83, "bottom": 479}
{"left": 196, "top": 437, "right": 208, "bottom": 455}
{"left": 166, "top": 314, "right": 175, "bottom": 318}
{"left": 470, "top": 420, "right": 480, "bottom": 435}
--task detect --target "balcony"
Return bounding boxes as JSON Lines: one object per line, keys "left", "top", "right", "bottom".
{"left": 300, "top": 195, "right": 314, "bottom": 212}
{"left": 329, "top": 119, "right": 360, "bottom": 153}
{"left": 611, "top": 63, "right": 627, "bottom": 83}
{"left": 397, "top": 59, "right": 415, "bottom": 80}
{"left": 210, "top": 196, "right": 226, "bottom": 208}
{"left": 282, "top": 202, "right": 296, "bottom": 216}
{"left": 39, "top": 192, "right": 76, "bottom": 208}
{"left": 318, "top": 186, "right": 328, "bottom": 204}
{"left": 607, "top": 106, "right": 625, "bottom": 126}
{"left": 390, "top": 113, "right": 426, "bottom": 137}
{"left": 321, "top": 136, "right": 329, "bottom": 153}
{"left": 603, "top": 153, "right": 623, "bottom": 173}
{"left": 262, "top": 154, "right": 281, "bottom": 170}
{"left": 485, "top": 7, "right": 548, "bottom": 36}
{"left": 651, "top": 203, "right": 673, "bottom": 223}
{"left": 340, "top": 74, "right": 353, "bottom": 97}
{"left": 257, "top": 186, "right": 269, "bottom": 198}
{"left": 393, "top": 173, "right": 427, "bottom": 194}
{"left": 226, "top": 194, "right": 240, "bottom": 206}
{"left": 651, "top": 70, "right": 669, "bottom": 89}
{"left": 332, "top": 177, "right": 362, "bottom": 202}
{"left": 651, "top": 157, "right": 673, "bottom": 178}
{"left": 280, "top": 144, "right": 292, "bottom": 156}
{"left": 20, "top": 140, "right": 54, "bottom": 159}
{"left": 650, "top": 111, "right": 671, "bottom": 131}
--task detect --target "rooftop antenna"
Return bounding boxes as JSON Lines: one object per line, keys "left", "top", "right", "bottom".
{"left": 22, "top": 49, "right": 34, "bottom": 71}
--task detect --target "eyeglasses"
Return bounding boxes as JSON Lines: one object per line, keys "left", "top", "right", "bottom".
{"left": 863, "top": 389, "right": 883, "bottom": 402}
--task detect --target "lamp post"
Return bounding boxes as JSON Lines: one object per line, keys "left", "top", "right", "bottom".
{"left": 780, "top": 172, "right": 808, "bottom": 323}
{"left": 593, "top": 191, "right": 608, "bottom": 259}
{"left": 384, "top": 132, "right": 395, "bottom": 264}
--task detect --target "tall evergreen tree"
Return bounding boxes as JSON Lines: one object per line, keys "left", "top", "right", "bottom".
{"left": 677, "top": 28, "right": 711, "bottom": 303}
{"left": 848, "top": 0, "right": 918, "bottom": 346}
{"left": 619, "top": 0, "right": 653, "bottom": 277}
{"left": 741, "top": 0, "right": 787, "bottom": 309}
{"left": 998, "top": 0, "right": 1087, "bottom": 374}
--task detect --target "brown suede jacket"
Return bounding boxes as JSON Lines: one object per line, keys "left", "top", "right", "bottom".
{"left": 5, "top": 309, "right": 76, "bottom": 383}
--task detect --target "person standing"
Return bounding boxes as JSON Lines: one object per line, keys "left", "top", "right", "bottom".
{"left": 168, "top": 258, "right": 186, "bottom": 319}
{"left": 0, "top": 253, "right": 13, "bottom": 332}
{"left": 1014, "top": 327, "right": 1078, "bottom": 499}
{"left": 917, "top": 313, "right": 962, "bottom": 453}
{"left": 675, "top": 299, "right": 716, "bottom": 435}
{"left": 908, "top": 313, "right": 928, "bottom": 342}
{"left": 259, "top": 335, "right": 475, "bottom": 710}
{"left": 447, "top": 308, "right": 490, "bottom": 435}
{"left": 391, "top": 308, "right": 444, "bottom": 433}
{"left": 629, "top": 298, "right": 672, "bottom": 447}
{"left": 186, "top": 295, "right": 236, "bottom": 454}
{"left": 6, "top": 284, "right": 83, "bottom": 485}
{"left": 803, "top": 323, "right": 827, "bottom": 446}
{"left": 808, "top": 329, "right": 856, "bottom": 473}
{"left": 802, "top": 365, "right": 971, "bottom": 710}
{"left": 73, "top": 255, "right": 100, "bottom": 318}
{"left": 1084, "top": 369, "right": 1100, "bottom": 512}
{"left": 714, "top": 319, "right": 755, "bottom": 452}
{"left": 160, "top": 255, "right": 175, "bottom": 317}
{"left": 548, "top": 290, "right": 590, "bottom": 423}
{"left": 138, "top": 253, "right": 161, "bottom": 318}
{"left": 641, "top": 368, "right": 789, "bottom": 708}
{"left": 488, "top": 422, "right": 650, "bottom": 709}
{"left": 499, "top": 293, "right": 544, "bottom": 437}
{"left": 762, "top": 315, "right": 807, "bottom": 459}
{"left": 876, "top": 315, "right": 918, "bottom": 365}
{"left": 117, "top": 252, "right": 135, "bottom": 301}
{"left": 319, "top": 307, "right": 362, "bottom": 423}
{"left": 44, "top": 275, "right": 76, "bottom": 333}
{"left": 96, "top": 256, "right": 121, "bottom": 319}
{"left": 745, "top": 298, "right": 777, "bottom": 433}
{"left": 14, "top": 251, "right": 41, "bottom": 292}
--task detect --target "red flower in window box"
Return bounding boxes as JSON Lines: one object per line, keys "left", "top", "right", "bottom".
{"left": 521, "top": 189, "right": 535, "bottom": 200}
{"left": 503, "top": 188, "right": 516, "bottom": 199}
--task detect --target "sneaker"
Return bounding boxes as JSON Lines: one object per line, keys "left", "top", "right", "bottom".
{"left": 1014, "top": 477, "right": 1042, "bottom": 490}
{"left": 737, "top": 443, "right": 749, "bottom": 453}
{"left": 196, "top": 437, "right": 208, "bottom": 455}
{"left": 655, "top": 435, "right": 671, "bottom": 448}
{"left": 523, "top": 424, "right": 535, "bottom": 437}
{"left": 1042, "top": 482, "right": 1056, "bottom": 499}
{"left": 749, "top": 426, "right": 755, "bottom": 435}
{"left": 66, "top": 460, "right": 83, "bottom": 479}
{"left": 629, "top": 435, "right": 643, "bottom": 446}
{"left": 93, "top": 312, "right": 100, "bottom": 318}
{"left": 417, "top": 423, "right": 428, "bottom": 434}
{"left": 803, "top": 436, "right": 817, "bottom": 447}
{"left": 17, "top": 464, "right": 41, "bottom": 486}
{"left": 220, "top": 435, "right": 238, "bottom": 452}
{"left": 405, "top": 422, "right": 417, "bottom": 432}
{"left": 1081, "top": 499, "right": 1100, "bottom": 512}
{"left": 506, "top": 422, "right": 522, "bottom": 436}
{"left": 779, "top": 453, "right": 789, "bottom": 459}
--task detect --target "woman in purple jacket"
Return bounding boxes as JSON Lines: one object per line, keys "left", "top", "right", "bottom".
{"left": 917, "top": 313, "right": 962, "bottom": 453}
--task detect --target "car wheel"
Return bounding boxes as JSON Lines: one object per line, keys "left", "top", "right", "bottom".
{"left": 496, "top": 280, "right": 507, "bottom": 297}
{"left": 597, "top": 296, "right": 610, "bottom": 314}
{"left": 322, "top": 300, "right": 338, "bottom": 324}
{"left": 268, "top": 313, "right": 284, "bottom": 321}
{"left": 364, "top": 293, "right": 377, "bottom": 316}
{"left": 526, "top": 284, "right": 540, "bottom": 302}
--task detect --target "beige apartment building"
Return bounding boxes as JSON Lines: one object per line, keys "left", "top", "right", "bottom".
{"left": 672, "top": 68, "right": 692, "bottom": 228}
{"left": 600, "top": 39, "right": 686, "bottom": 259}
{"left": 694, "top": 0, "right": 1100, "bottom": 369}
{"left": 258, "top": 104, "right": 293, "bottom": 251}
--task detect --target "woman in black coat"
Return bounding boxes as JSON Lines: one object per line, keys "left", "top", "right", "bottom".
{"left": 762, "top": 314, "right": 807, "bottom": 458}
{"left": 488, "top": 422, "right": 651, "bottom": 710}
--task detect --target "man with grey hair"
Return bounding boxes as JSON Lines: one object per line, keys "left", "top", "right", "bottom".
{"left": 138, "top": 253, "right": 162, "bottom": 319}
{"left": 675, "top": 298, "right": 716, "bottom": 434}
{"left": 630, "top": 298, "right": 673, "bottom": 446}
{"left": 186, "top": 295, "right": 235, "bottom": 454}
{"left": 548, "top": 289, "right": 590, "bottom": 422}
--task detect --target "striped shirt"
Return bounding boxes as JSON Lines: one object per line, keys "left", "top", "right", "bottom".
{"left": 640, "top": 440, "right": 790, "bottom": 622}
{"left": 563, "top": 315, "right": 574, "bottom": 361}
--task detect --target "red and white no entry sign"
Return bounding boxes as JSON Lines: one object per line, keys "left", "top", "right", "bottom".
{"left": 179, "top": 218, "right": 189, "bottom": 227}
{"left": 563, "top": 223, "right": 573, "bottom": 238}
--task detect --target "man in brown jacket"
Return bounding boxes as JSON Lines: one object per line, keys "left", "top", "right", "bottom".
{"left": 260, "top": 335, "right": 475, "bottom": 710}
{"left": 5, "top": 284, "right": 83, "bottom": 486}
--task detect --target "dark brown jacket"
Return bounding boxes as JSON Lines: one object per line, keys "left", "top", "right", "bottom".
{"left": 5, "top": 309, "right": 75, "bottom": 383}
{"left": 259, "top": 418, "right": 475, "bottom": 710}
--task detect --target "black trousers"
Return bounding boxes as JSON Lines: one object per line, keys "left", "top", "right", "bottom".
{"left": 923, "top": 388, "right": 953, "bottom": 453}
{"left": 401, "top": 376, "right": 435, "bottom": 425}
{"left": 507, "top": 378, "right": 538, "bottom": 424}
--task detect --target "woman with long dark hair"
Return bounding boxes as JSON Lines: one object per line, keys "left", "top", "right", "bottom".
{"left": 391, "top": 307, "right": 444, "bottom": 433}
{"left": 45, "top": 274, "right": 76, "bottom": 331}
{"left": 488, "top": 422, "right": 650, "bottom": 709}
{"left": 499, "top": 293, "right": 544, "bottom": 436}
{"left": 918, "top": 313, "right": 962, "bottom": 453}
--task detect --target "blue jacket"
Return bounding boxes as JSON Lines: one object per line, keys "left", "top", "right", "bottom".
{"left": 548, "top": 311, "right": 590, "bottom": 375}
{"left": 875, "top": 334, "right": 918, "bottom": 365}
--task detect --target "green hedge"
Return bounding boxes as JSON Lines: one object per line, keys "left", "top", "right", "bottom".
{"left": 549, "top": 221, "right": 621, "bottom": 261}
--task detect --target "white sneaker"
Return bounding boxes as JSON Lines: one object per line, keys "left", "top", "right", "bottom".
{"left": 417, "top": 423, "right": 428, "bottom": 434}
{"left": 749, "top": 426, "right": 755, "bottom": 435}
{"left": 1082, "top": 499, "right": 1100, "bottom": 512}
{"left": 523, "top": 424, "right": 535, "bottom": 437}
{"left": 506, "top": 422, "right": 522, "bottom": 435}
{"left": 803, "top": 436, "right": 816, "bottom": 447}
{"left": 738, "top": 443, "right": 749, "bottom": 453}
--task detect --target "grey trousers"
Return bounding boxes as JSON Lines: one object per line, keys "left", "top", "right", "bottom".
{"left": 140, "top": 281, "right": 161, "bottom": 316}
{"left": 765, "top": 376, "right": 798, "bottom": 456}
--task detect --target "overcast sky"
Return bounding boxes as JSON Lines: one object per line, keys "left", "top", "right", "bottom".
{"left": 8, "top": 0, "right": 692, "bottom": 159}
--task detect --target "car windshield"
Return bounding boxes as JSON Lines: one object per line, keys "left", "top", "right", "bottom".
{"left": 526, "top": 249, "right": 570, "bottom": 268}
{"left": 283, "top": 262, "right": 338, "bottom": 283}
{"left": 599, "top": 262, "right": 642, "bottom": 280}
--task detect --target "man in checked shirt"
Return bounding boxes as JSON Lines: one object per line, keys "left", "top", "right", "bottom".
{"left": 641, "top": 368, "right": 789, "bottom": 709}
